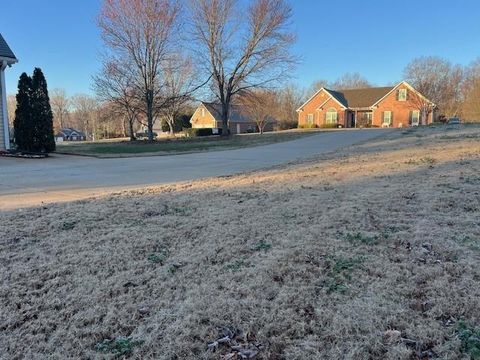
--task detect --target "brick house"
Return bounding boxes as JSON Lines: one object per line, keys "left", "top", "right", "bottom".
{"left": 0, "top": 34, "right": 17, "bottom": 151}
{"left": 190, "top": 102, "right": 276, "bottom": 134}
{"left": 297, "top": 81, "right": 436, "bottom": 128}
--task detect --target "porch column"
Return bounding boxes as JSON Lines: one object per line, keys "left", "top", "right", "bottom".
{"left": 0, "top": 61, "right": 10, "bottom": 150}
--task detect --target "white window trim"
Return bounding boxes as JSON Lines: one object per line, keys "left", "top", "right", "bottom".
{"left": 307, "top": 113, "right": 314, "bottom": 124}
{"left": 383, "top": 111, "right": 392, "bottom": 125}
{"left": 411, "top": 110, "right": 420, "bottom": 124}
{"left": 398, "top": 89, "right": 407, "bottom": 101}
{"left": 325, "top": 108, "right": 338, "bottom": 124}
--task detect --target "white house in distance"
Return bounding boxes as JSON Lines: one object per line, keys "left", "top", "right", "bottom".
{"left": 0, "top": 34, "right": 17, "bottom": 151}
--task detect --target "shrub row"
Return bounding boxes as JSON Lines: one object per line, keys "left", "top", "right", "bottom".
{"left": 298, "top": 123, "right": 318, "bottom": 129}
{"left": 183, "top": 128, "right": 219, "bottom": 137}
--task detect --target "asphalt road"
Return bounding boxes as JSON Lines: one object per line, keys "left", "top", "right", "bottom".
{"left": 0, "top": 130, "right": 390, "bottom": 210}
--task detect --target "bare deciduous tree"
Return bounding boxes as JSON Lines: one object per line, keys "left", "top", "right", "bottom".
{"left": 93, "top": 59, "right": 140, "bottom": 140}
{"left": 404, "top": 56, "right": 464, "bottom": 118}
{"left": 51, "top": 88, "right": 70, "bottom": 130}
{"left": 95, "top": 101, "right": 130, "bottom": 138}
{"left": 461, "top": 58, "right": 480, "bottom": 122}
{"left": 241, "top": 89, "right": 277, "bottom": 134}
{"left": 71, "top": 94, "right": 100, "bottom": 140}
{"left": 160, "top": 55, "right": 197, "bottom": 134}
{"left": 462, "top": 79, "right": 480, "bottom": 122}
{"left": 276, "top": 84, "right": 305, "bottom": 129}
{"left": 98, "top": 0, "right": 181, "bottom": 141}
{"left": 331, "top": 72, "right": 371, "bottom": 90}
{"left": 462, "top": 58, "right": 480, "bottom": 91}
{"left": 190, "top": 0, "right": 296, "bottom": 135}
{"left": 307, "top": 79, "right": 330, "bottom": 97}
{"left": 462, "top": 59, "right": 480, "bottom": 122}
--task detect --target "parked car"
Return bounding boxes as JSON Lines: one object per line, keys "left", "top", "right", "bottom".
{"left": 446, "top": 117, "right": 461, "bottom": 125}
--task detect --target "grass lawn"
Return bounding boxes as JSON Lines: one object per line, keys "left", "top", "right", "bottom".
{"left": 1, "top": 126, "right": 480, "bottom": 359}
{"left": 55, "top": 130, "right": 320, "bottom": 157}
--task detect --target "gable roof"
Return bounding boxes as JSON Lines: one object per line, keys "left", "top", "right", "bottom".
{"left": 202, "top": 102, "right": 258, "bottom": 123}
{"left": 56, "top": 128, "right": 85, "bottom": 137}
{"left": 0, "top": 34, "right": 17, "bottom": 63}
{"left": 371, "top": 81, "right": 436, "bottom": 107}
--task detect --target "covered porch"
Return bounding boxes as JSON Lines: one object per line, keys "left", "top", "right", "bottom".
{"left": 345, "top": 109, "right": 373, "bottom": 128}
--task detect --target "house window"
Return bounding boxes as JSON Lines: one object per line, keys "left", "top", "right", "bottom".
{"left": 411, "top": 110, "right": 420, "bottom": 125}
{"left": 325, "top": 108, "right": 337, "bottom": 124}
{"left": 383, "top": 111, "right": 392, "bottom": 125}
{"left": 398, "top": 89, "right": 407, "bottom": 101}
{"left": 307, "top": 114, "right": 314, "bottom": 125}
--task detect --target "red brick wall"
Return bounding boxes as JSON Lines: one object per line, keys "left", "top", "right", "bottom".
{"left": 298, "top": 89, "right": 346, "bottom": 127}
{"left": 373, "top": 85, "right": 433, "bottom": 128}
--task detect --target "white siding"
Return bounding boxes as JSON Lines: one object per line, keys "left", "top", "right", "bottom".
{"left": 0, "top": 80, "right": 4, "bottom": 150}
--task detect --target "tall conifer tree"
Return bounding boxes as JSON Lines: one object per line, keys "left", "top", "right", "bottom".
{"left": 31, "top": 68, "right": 55, "bottom": 152}
{"left": 13, "top": 73, "right": 33, "bottom": 152}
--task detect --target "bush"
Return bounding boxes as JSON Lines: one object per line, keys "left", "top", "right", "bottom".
{"left": 183, "top": 128, "right": 198, "bottom": 138}
{"left": 319, "top": 123, "right": 337, "bottom": 129}
{"left": 299, "top": 123, "right": 318, "bottom": 129}
{"left": 276, "top": 119, "right": 298, "bottom": 130}
{"left": 183, "top": 128, "right": 215, "bottom": 138}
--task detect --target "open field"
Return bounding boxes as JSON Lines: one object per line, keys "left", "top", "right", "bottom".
{"left": 55, "top": 130, "right": 321, "bottom": 158}
{"left": 1, "top": 126, "right": 480, "bottom": 359}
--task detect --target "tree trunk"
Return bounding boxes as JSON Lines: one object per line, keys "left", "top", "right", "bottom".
{"left": 122, "top": 116, "right": 127, "bottom": 138}
{"left": 128, "top": 116, "right": 136, "bottom": 141}
{"left": 168, "top": 115, "right": 175, "bottom": 135}
{"left": 146, "top": 90, "right": 154, "bottom": 142}
{"left": 221, "top": 101, "right": 230, "bottom": 136}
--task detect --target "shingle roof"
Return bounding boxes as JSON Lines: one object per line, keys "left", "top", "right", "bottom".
{"left": 203, "top": 102, "right": 255, "bottom": 123}
{"left": 325, "top": 86, "right": 394, "bottom": 108}
{"left": 56, "top": 128, "right": 85, "bottom": 137}
{"left": 0, "top": 34, "right": 17, "bottom": 61}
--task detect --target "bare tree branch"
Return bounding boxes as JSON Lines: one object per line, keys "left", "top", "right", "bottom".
{"left": 189, "top": 0, "right": 296, "bottom": 135}
{"left": 98, "top": 0, "right": 181, "bottom": 141}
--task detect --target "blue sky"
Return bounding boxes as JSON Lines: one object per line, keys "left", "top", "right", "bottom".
{"left": 2, "top": 0, "right": 480, "bottom": 95}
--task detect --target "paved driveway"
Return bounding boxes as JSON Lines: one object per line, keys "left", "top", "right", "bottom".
{"left": 0, "top": 130, "right": 390, "bottom": 210}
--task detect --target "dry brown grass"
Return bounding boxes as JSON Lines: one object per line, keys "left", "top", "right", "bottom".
{"left": 1, "top": 126, "right": 480, "bottom": 359}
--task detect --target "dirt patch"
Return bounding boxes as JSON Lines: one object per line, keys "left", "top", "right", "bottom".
{"left": 1, "top": 126, "right": 479, "bottom": 359}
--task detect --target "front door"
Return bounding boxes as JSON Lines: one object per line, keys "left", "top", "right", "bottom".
{"left": 349, "top": 112, "right": 355, "bottom": 128}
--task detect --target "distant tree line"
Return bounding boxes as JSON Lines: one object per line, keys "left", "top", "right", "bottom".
{"left": 91, "top": 0, "right": 297, "bottom": 141}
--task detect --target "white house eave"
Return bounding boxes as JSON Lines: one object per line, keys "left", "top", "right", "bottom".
{"left": 297, "top": 88, "right": 347, "bottom": 112}
{"left": 0, "top": 56, "right": 18, "bottom": 66}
